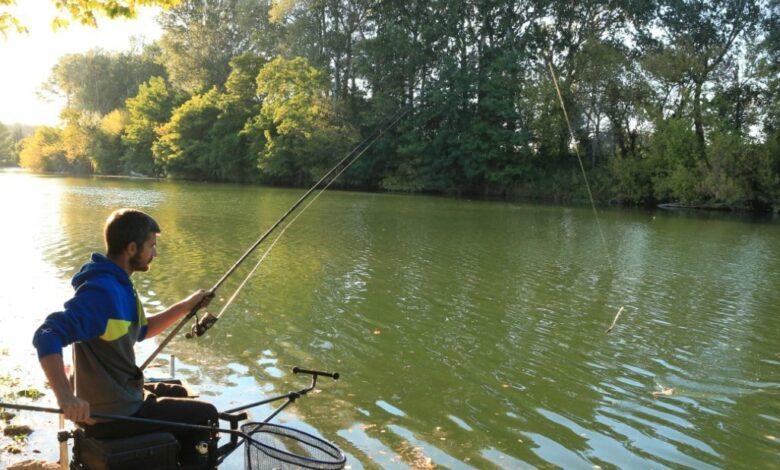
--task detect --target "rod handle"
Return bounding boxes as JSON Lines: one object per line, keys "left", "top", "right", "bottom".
{"left": 292, "top": 367, "right": 340, "bottom": 380}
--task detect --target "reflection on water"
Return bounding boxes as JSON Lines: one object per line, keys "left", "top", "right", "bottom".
{"left": 1, "top": 170, "right": 779, "bottom": 469}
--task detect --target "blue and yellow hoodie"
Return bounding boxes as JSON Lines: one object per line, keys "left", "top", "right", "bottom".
{"left": 33, "top": 253, "right": 149, "bottom": 416}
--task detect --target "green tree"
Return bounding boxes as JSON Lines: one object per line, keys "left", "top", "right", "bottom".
{"left": 756, "top": 0, "right": 780, "bottom": 211}
{"left": 59, "top": 113, "right": 96, "bottom": 174}
{"left": 646, "top": 117, "right": 703, "bottom": 202}
{"left": 249, "top": 56, "right": 357, "bottom": 185}
{"left": 269, "top": 0, "right": 370, "bottom": 103}
{"left": 1, "top": 0, "right": 180, "bottom": 34}
{"left": 0, "top": 122, "right": 16, "bottom": 166}
{"left": 640, "top": 0, "right": 761, "bottom": 155}
{"left": 18, "top": 126, "right": 67, "bottom": 172}
{"left": 341, "top": 1, "right": 437, "bottom": 189}
{"left": 155, "top": 89, "right": 260, "bottom": 182}
{"left": 218, "top": 53, "right": 267, "bottom": 181}
{"left": 158, "top": 0, "right": 267, "bottom": 94}
{"left": 759, "top": 0, "right": 780, "bottom": 136}
{"left": 224, "top": 53, "right": 266, "bottom": 106}
{"left": 91, "top": 109, "right": 128, "bottom": 174}
{"left": 122, "top": 76, "right": 184, "bottom": 175}
{"left": 5, "top": 0, "right": 777, "bottom": 210}
{"left": 153, "top": 54, "right": 265, "bottom": 181}
{"left": 43, "top": 48, "right": 166, "bottom": 116}
{"left": 530, "top": 0, "right": 643, "bottom": 157}
{"left": 705, "top": 60, "right": 761, "bottom": 139}
{"left": 154, "top": 89, "right": 223, "bottom": 179}
{"left": 700, "top": 133, "right": 777, "bottom": 209}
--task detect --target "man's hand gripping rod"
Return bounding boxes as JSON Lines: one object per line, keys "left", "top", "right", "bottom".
{"left": 139, "top": 291, "right": 215, "bottom": 370}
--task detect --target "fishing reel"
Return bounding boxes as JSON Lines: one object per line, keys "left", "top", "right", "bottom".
{"left": 186, "top": 311, "right": 218, "bottom": 339}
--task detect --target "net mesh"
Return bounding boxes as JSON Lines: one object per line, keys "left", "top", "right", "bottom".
{"left": 242, "top": 422, "right": 345, "bottom": 470}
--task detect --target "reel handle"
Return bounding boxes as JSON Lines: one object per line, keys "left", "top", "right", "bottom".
{"left": 186, "top": 311, "right": 218, "bottom": 339}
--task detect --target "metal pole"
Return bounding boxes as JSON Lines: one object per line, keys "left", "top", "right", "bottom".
{"left": 58, "top": 413, "right": 68, "bottom": 470}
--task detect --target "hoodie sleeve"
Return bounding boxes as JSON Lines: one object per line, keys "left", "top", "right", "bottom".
{"left": 136, "top": 314, "right": 149, "bottom": 342}
{"left": 32, "top": 285, "right": 113, "bottom": 358}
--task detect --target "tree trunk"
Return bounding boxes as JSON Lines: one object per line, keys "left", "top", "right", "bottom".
{"left": 693, "top": 80, "right": 706, "bottom": 162}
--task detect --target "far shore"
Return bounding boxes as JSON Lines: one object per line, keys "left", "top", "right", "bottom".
{"left": 3, "top": 166, "right": 779, "bottom": 215}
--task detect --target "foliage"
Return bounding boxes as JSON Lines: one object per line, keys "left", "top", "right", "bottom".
{"left": 157, "top": 0, "right": 267, "bottom": 94}
{"left": 0, "top": 122, "right": 16, "bottom": 166}
{"left": 123, "top": 76, "right": 183, "bottom": 175}
{"left": 250, "top": 56, "right": 358, "bottom": 185}
{"left": 702, "top": 133, "right": 778, "bottom": 210}
{"left": 609, "top": 152, "right": 655, "bottom": 205}
{"left": 154, "top": 54, "right": 266, "bottom": 182}
{"left": 91, "top": 109, "right": 129, "bottom": 174}
{"left": 640, "top": 0, "right": 761, "bottom": 156}
{"left": 0, "top": 0, "right": 180, "bottom": 34}
{"left": 16, "top": 387, "right": 43, "bottom": 399}
{"left": 12, "top": 0, "right": 780, "bottom": 212}
{"left": 44, "top": 48, "right": 166, "bottom": 116}
{"left": 0, "top": 0, "right": 28, "bottom": 36}
{"left": 154, "top": 88, "right": 224, "bottom": 178}
{"left": 759, "top": 0, "right": 780, "bottom": 135}
{"left": 645, "top": 117, "right": 703, "bottom": 202}
{"left": 18, "top": 126, "right": 67, "bottom": 172}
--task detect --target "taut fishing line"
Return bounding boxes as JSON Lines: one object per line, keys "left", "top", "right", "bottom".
{"left": 141, "top": 105, "right": 411, "bottom": 370}
{"left": 547, "top": 62, "right": 612, "bottom": 269}
{"left": 546, "top": 61, "right": 625, "bottom": 332}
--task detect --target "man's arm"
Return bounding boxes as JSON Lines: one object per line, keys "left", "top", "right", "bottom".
{"left": 39, "top": 354, "right": 95, "bottom": 425}
{"left": 33, "top": 288, "right": 113, "bottom": 424}
{"left": 144, "top": 289, "right": 213, "bottom": 338}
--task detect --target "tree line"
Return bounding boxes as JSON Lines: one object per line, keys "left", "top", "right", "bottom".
{"left": 0, "top": 122, "right": 34, "bottom": 166}
{"left": 7, "top": 0, "right": 780, "bottom": 211}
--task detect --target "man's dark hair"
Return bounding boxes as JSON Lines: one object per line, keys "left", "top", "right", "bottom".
{"left": 104, "top": 209, "right": 161, "bottom": 257}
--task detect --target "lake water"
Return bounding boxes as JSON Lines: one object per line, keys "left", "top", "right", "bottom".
{"left": 0, "top": 170, "right": 778, "bottom": 469}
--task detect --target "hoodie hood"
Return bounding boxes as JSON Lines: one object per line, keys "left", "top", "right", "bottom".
{"left": 72, "top": 253, "right": 132, "bottom": 289}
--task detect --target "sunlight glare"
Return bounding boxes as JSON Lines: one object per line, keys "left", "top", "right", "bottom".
{"left": 0, "top": 2, "right": 162, "bottom": 126}
{"left": 0, "top": 171, "right": 73, "bottom": 355}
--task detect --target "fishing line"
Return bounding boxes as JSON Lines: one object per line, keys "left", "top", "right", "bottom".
{"left": 546, "top": 61, "right": 625, "bottom": 331}
{"left": 547, "top": 61, "right": 612, "bottom": 269}
{"left": 141, "top": 105, "right": 411, "bottom": 370}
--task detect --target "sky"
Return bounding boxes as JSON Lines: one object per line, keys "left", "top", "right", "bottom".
{"left": 0, "top": 1, "right": 162, "bottom": 126}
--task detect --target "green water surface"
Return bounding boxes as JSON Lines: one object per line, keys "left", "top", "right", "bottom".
{"left": 1, "top": 171, "right": 778, "bottom": 469}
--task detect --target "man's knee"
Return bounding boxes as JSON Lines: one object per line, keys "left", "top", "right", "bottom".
{"left": 144, "top": 381, "right": 190, "bottom": 398}
{"left": 177, "top": 398, "right": 218, "bottom": 425}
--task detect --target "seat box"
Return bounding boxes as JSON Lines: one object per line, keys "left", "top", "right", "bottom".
{"left": 73, "top": 431, "right": 179, "bottom": 470}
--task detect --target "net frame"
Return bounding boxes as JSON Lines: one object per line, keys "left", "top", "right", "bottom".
{"left": 242, "top": 422, "right": 346, "bottom": 470}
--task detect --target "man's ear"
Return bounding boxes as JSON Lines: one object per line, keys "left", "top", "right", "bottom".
{"left": 126, "top": 241, "right": 138, "bottom": 257}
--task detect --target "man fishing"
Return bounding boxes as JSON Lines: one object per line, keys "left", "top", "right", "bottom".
{"left": 32, "top": 208, "right": 218, "bottom": 468}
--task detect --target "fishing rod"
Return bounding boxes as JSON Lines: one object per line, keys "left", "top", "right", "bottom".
{"left": 140, "top": 105, "right": 412, "bottom": 370}
{"left": 0, "top": 368, "right": 338, "bottom": 434}
{"left": 0, "top": 401, "right": 230, "bottom": 434}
